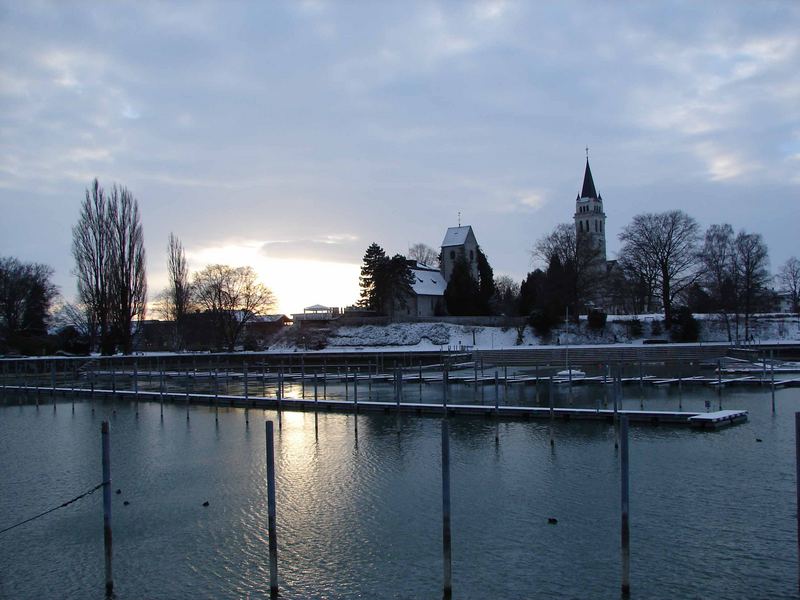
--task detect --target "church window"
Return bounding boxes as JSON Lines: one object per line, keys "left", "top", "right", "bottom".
{"left": 450, "top": 250, "right": 455, "bottom": 260}
{"left": 469, "top": 250, "right": 474, "bottom": 261}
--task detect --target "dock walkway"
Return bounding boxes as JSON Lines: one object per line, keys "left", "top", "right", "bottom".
{"left": 0, "top": 385, "right": 748, "bottom": 429}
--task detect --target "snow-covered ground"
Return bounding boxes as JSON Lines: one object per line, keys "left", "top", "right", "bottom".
{"left": 315, "top": 314, "right": 800, "bottom": 352}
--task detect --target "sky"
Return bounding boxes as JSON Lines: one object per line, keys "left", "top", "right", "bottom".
{"left": 1, "top": 1, "right": 798, "bottom": 316}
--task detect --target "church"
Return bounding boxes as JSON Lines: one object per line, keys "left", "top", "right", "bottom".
{"left": 574, "top": 156, "right": 607, "bottom": 264}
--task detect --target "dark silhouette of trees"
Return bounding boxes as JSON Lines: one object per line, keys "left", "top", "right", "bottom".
{"left": 359, "top": 243, "right": 387, "bottom": 312}
{"left": 156, "top": 233, "right": 191, "bottom": 349}
{"left": 192, "top": 264, "right": 275, "bottom": 351}
{"left": 699, "top": 224, "right": 737, "bottom": 340}
{"left": 618, "top": 210, "right": 700, "bottom": 328}
{"left": 535, "top": 223, "right": 603, "bottom": 314}
{"left": 358, "top": 244, "right": 415, "bottom": 317}
{"left": 778, "top": 256, "right": 800, "bottom": 313}
{"left": 443, "top": 247, "right": 494, "bottom": 316}
{"left": 0, "top": 257, "right": 58, "bottom": 353}
{"left": 408, "top": 243, "right": 439, "bottom": 267}
{"left": 733, "top": 231, "right": 770, "bottom": 340}
{"left": 493, "top": 275, "right": 520, "bottom": 316}
{"left": 72, "top": 179, "right": 146, "bottom": 354}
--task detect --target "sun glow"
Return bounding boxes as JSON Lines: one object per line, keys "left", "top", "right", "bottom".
{"left": 186, "top": 240, "right": 360, "bottom": 316}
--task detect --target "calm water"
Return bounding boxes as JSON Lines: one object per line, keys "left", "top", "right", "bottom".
{"left": 0, "top": 382, "right": 797, "bottom": 599}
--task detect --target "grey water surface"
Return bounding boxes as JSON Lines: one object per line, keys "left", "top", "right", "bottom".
{"left": 0, "top": 383, "right": 797, "bottom": 599}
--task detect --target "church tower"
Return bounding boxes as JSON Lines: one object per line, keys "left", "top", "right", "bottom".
{"left": 573, "top": 155, "right": 607, "bottom": 262}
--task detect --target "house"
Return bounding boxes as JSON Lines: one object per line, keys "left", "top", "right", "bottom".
{"left": 404, "top": 261, "right": 447, "bottom": 317}
{"left": 292, "top": 304, "right": 341, "bottom": 325}
{"left": 245, "top": 314, "right": 291, "bottom": 347}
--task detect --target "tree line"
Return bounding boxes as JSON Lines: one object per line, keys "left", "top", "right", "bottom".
{"left": 520, "top": 209, "right": 797, "bottom": 341}
{"left": 1, "top": 178, "right": 276, "bottom": 356}
{"left": 358, "top": 242, "right": 495, "bottom": 317}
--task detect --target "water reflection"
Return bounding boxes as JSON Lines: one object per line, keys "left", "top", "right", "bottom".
{"left": 0, "top": 385, "right": 798, "bottom": 599}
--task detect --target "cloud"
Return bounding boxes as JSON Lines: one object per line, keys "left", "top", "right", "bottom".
{"left": 261, "top": 235, "right": 361, "bottom": 263}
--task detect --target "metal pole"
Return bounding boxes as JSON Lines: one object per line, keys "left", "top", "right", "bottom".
{"left": 244, "top": 362, "right": 249, "bottom": 401}
{"left": 266, "top": 421, "right": 279, "bottom": 598}
{"left": 771, "top": 360, "right": 776, "bottom": 413}
{"left": 441, "top": 420, "right": 452, "bottom": 598}
{"left": 795, "top": 412, "right": 800, "bottom": 596}
{"left": 620, "top": 415, "right": 630, "bottom": 597}
{"left": 101, "top": 421, "right": 114, "bottom": 596}
{"left": 354, "top": 368, "right": 358, "bottom": 410}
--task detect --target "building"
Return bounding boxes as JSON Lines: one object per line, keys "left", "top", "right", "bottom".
{"left": 573, "top": 157, "right": 607, "bottom": 263}
{"left": 440, "top": 225, "right": 479, "bottom": 282}
{"left": 406, "top": 261, "right": 446, "bottom": 317}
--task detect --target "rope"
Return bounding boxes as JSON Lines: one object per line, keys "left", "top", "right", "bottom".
{"left": 0, "top": 482, "right": 105, "bottom": 536}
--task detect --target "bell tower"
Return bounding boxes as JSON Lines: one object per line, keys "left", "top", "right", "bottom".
{"left": 573, "top": 150, "right": 607, "bottom": 262}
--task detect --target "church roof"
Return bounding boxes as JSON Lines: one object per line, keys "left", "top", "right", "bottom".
{"left": 410, "top": 267, "right": 447, "bottom": 297}
{"left": 580, "top": 159, "right": 598, "bottom": 199}
{"left": 441, "top": 225, "right": 474, "bottom": 247}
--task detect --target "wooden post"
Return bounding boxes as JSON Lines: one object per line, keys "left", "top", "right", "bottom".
{"left": 549, "top": 373, "right": 554, "bottom": 447}
{"left": 345, "top": 367, "right": 349, "bottom": 402}
{"left": 620, "top": 415, "right": 630, "bottom": 597}
{"left": 214, "top": 368, "right": 219, "bottom": 423}
{"left": 354, "top": 368, "right": 358, "bottom": 410}
{"left": 494, "top": 371, "right": 499, "bottom": 412}
{"left": 795, "top": 412, "right": 800, "bottom": 596}
{"left": 101, "top": 421, "right": 114, "bottom": 596}
{"left": 301, "top": 355, "right": 306, "bottom": 399}
{"left": 133, "top": 360, "right": 138, "bottom": 399}
{"left": 266, "top": 421, "right": 279, "bottom": 598}
{"left": 50, "top": 361, "right": 56, "bottom": 396}
{"left": 771, "top": 360, "right": 776, "bottom": 413}
{"left": 314, "top": 371, "right": 318, "bottom": 406}
{"left": 244, "top": 362, "right": 249, "bottom": 401}
{"left": 441, "top": 420, "right": 452, "bottom": 599}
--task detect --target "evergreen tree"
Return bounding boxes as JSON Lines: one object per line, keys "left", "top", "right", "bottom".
{"left": 358, "top": 244, "right": 415, "bottom": 317}
{"left": 358, "top": 243, "right": 387, "bottom": 311}
{"left": 444, "top": 256, "right": 479, "bottom": 315}
{"left": 476, "top": 247, "right": 495, "bottom": 314}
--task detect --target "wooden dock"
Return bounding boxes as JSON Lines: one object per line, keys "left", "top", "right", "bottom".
{"left": 0, "top": 386, "right": 748, "bottom": 429}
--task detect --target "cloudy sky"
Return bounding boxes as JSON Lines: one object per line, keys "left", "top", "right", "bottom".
{"left": 1, "top": 1, "right": 798, "bottom": 315}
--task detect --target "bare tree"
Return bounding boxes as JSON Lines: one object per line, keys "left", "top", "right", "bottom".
{"left": 615, "top": 249, "right": 659, "bottom": 314}
{"left": 0, "top": 257, "right": 58, "bottom": 352}
{"left": 535, "top": 223, "right": 604, "bottom": 314}
{"left": 408, "top": 243, "right": 439, "bottom": 267}
{"left": 192, "top": 264, "right": 275, "bottom": 351}
{"left": 733, "top": 231, "right": 770, "bottom": 340}
{"left": 778, "top": 256, "right": 800, "bottom": 313}
{"left": 699, "top": 224, "right": 736, "bottom": 340}
{"left": 72, "top": 180, "right": 112, "bottom": 353}
{"left": 72, "top": 179, "right": 146, "bottom": 354}
{"left": 158, "top": 233, "right": 191, "bottom": 349}
{"left": 618, "top": 211, "right": 700, "bottom": 327}
{"left": 107, "top": 186, "right": 147, "bottom": 354}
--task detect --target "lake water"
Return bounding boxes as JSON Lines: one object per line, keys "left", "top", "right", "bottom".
{"left": 0, "top": 382, "right": 797, "bottom": 599}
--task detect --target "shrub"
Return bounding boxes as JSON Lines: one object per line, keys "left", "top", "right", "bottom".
{"left": 528, "top": 309, "right": 557, "bottom": 338}
{"left": 651, "top": 319, "right": 663, "bottom": 336}
{"left": 587, "top": 309, "right": 607, "bottom": 330}
{"left": 670, "top": 307, "right": 700, "bottom": 342}
{"left": 627, "top": 318, "right": 643, "bottom": 337}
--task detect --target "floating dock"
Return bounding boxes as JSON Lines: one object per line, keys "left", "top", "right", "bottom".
{"left": 0, "top": 386, "right": 748, "bottom": 429}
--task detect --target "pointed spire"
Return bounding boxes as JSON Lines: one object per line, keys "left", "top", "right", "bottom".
{"left": 580, "top": 158, "right": 598, "bottom": 199}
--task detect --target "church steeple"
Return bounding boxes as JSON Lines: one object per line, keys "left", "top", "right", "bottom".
{"left": 573, "top": 153, "right": 607, "bottom": 263}
{"left": 580, "top": 159, "right": 598, "bottom": 199}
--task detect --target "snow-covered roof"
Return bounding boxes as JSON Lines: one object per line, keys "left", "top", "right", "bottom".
{"left": 304, "top": 304, "right": 331, "bottom": 311}
{"left": 410, "top": 267, "right": 447, "bottom": 297}
{"left": 441, "top": 225, "right": 473, "bottom": 247}
{"left": 251, "top": 314, "right": 290, "bottom": 323}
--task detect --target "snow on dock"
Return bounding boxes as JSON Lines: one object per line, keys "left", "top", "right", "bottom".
{"left": 2, "top": 385, "right": 748, "bottom": 429}
{"left": 688, "top": 410, "right": 749, "bottom": 429}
